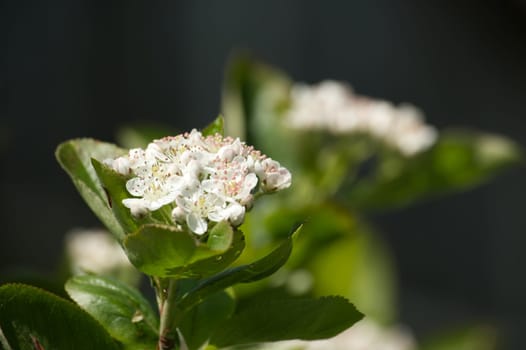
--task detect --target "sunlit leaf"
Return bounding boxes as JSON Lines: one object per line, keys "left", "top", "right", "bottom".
{"left": 56, "top": 139, "right": 127, "bottom": 240}
{"left": 124, "top": 222, "right": 244, "bottom": 279}
{"left": 0, "top": 283, "right": 120, "bottom": 350}
{"left": 65, "top": 275, "right": 158, "bottom": 348}
{"left": 166, "top": 222, "right": 246, "bottom": 279}
{"left": 124, "top": 224, "right": 197, "bottom": 277}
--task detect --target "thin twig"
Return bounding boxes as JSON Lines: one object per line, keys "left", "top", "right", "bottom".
{"left": 0, "top": 325, "right": 14, "bottom": 350}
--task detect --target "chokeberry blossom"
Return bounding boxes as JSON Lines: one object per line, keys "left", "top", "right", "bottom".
{"left": 286, "top": 80, "right": 437, "bottom": 156}
{"left": 104, "top": 130, "right": 291, "bottom": 234}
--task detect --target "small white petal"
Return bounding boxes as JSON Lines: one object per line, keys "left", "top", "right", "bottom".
{"left": 187, "top": 212, "right": 207, "bottom": 235}
{"left": 126, "top": 177, "right": 146, "bottom": 196}
{"left": 207, "top": 209, "right": 228, "bottom": 222}
{"left": 171, "top": 206, "right": 186, "bottom": 222}
{"left": 122, "top": 198, "right": 148, "bottom": 216}
{"left": 226, "top": 203, "right": 245, "bottom": 227}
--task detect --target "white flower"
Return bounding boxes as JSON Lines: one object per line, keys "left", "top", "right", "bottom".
{"left": 174, "top": 188, "right": 228, "bottom": 234}
{"left": 286, "top": 80, "right": 437, "bottom": 156}
{"left": 104, "top": 129, "right": 292, "bottom": 234}
{"left": 254, "top": 158, "right": 292, "bottom": 192}
{"left": 385, "top": 105, "right": 438, "bottom": 156}
{"left": 103, "top": 156, "right": 130, "bottom": 175}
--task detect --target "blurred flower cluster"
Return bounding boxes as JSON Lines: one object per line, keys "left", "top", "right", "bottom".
{"left": 287, "top": 81, "right": 437, "bottom": 156}
{"left": 65, "top": 229, "right": 132, "bottom": 275}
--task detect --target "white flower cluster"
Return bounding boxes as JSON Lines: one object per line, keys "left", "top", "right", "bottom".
{"left": 286, "top": 81, "right": 438, "bottom": 156}
{"left": 104, "top": 130, "right": 291, "bottom": 235}
{"left": 65, "top": 229, "right": 134, "bottom": 275}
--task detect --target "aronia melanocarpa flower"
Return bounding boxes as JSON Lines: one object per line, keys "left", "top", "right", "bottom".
{"left": 104, "top": 130, "right": 291, "bottom": 234}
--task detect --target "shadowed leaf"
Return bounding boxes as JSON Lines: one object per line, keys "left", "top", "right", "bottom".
{"left": 210, "top": 296, "right": 363, "bottom": 347}
{"left": 0, "top": 283, "right": 119, "bottom": 350}
{"left": 176, "top": 224, "right": 302, "bottom": 313}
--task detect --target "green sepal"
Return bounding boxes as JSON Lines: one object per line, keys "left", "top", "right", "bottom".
{"left": 65, "top": 275, "right": 159, "bottom": 348}
{"left": 202, "top": 116, "right": 225, "bottom": 136}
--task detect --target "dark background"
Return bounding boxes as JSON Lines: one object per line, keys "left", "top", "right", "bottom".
{"left": 3, "top": 1, "right": 526, "bottom": 348}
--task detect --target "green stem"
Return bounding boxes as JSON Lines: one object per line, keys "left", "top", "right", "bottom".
{"left": 158, "top": 279, "right": 181, "bottom": 350}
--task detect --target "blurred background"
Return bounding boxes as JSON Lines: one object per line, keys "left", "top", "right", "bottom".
{"left": 3, "top": 1, "right": 526, "bottom": 348}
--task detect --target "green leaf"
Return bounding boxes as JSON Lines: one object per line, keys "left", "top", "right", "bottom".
{"left": 179, "top": 290, "right": 235, "bottom": 350}
{"left": 56, "top": 139, "right": 127, "bottom": 240}
{"left": 166, "top": 222, "right": 246, "bottom": 279}
{"left": 0, "top": 283, "right": 120, "bottom": 350}
{"left": 124, "top": 222, "right": 245, "bottom": 278}
{"left": 124, "top": 224, "right": 197, "bottom": 277}
{"left": 309, "top": 228, "right": 397, "bottom": 324}
{"left": 209, "top": 296, "right": 363, "bottom": 347}
{"left": 221, "top": 55, "right": 297, "bottom": 166}
{"left": 91, "top": 158, "right": 140, "bottom": 235}
{"left": 65, "top": 275, "right": 158, "bottom": 348}
{"left": 202, "top": 116, "right": 225, "bottom": 136}
{"left": 347, "top": 129, "right": 523, "bottom": 211}
{"left": 176, "top": 224, "right": 302, "bottom": 313}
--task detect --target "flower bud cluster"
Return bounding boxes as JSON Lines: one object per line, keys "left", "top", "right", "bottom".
{"left": 286, "top": 81, "right": 437, "bottom": 156}
{"left": 104, "top": 130, "right": 291, "bottom": 234}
